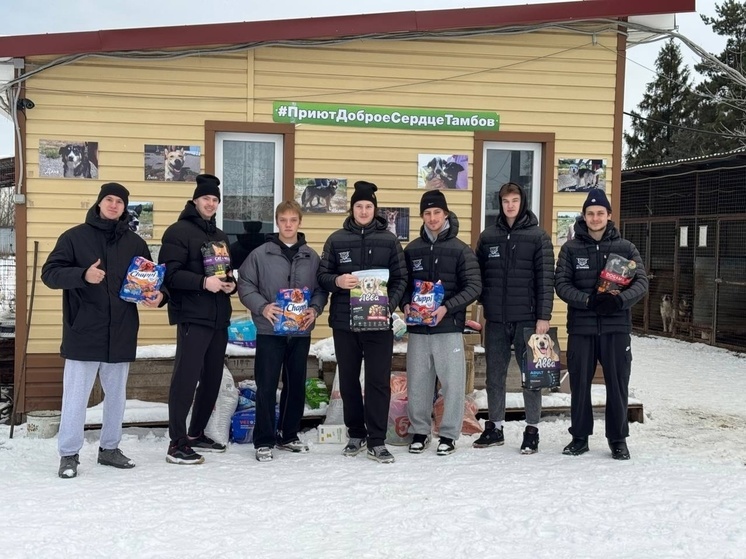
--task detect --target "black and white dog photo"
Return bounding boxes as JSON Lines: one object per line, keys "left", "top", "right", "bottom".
{"left": 127, "top": 204, "right": 143, "bottom": 233}
{"left": 424, "top": 157, "right": 464, "bottom": 189}
{"left": 58, "top": 142, "right": 98, "bottom": 179}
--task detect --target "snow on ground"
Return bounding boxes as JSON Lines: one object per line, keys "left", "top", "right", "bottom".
{"left": 1, "top": 334, "right": 745, "bottom": 558}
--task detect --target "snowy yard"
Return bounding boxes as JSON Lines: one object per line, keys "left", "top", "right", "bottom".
{"left": 1, "top": 335, "right": 745, "bottom": 558}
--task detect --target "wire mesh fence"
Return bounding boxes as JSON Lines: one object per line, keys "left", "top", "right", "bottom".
{"left": 621, "top": 156, "right": 746, "bottom": 351}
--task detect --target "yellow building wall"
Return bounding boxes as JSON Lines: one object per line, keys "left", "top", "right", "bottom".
{"left": 21, "top": 28, "right": 618, "bottom": 353}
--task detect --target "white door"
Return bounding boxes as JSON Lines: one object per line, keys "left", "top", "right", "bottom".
{"left": 481, "top": 141, "right": 542, "bottom": 230}
{"left": 214, "top": 132, "right": 284, "bottom": 269}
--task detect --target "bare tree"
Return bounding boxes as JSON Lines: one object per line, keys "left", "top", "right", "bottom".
{"left": 0, "top": 186, "right": 14, "bottom": 229}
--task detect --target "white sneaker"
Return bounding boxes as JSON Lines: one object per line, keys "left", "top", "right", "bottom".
{"left": 255, "top": 446, "right": 273, "bottom": 462}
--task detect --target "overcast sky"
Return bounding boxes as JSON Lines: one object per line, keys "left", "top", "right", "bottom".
{"left": 0, "top": 0, "right": 726, "bottom": 158}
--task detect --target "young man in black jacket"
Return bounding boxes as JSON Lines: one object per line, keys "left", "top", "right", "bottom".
{"left": 555, "top": 188, "right": 648, "bottom": 460}
{"left": 42, "top": 183, "right": 165, "bottom": 478}
{"left": 317, "top": 181, "right": 407, "bottom": 464}
{"left": 473, "top": 182, "right": 555, "bottom": 454}
{"left": 160, "top": 174, "right": 237, "bottom": 465}
{"left": 401, "top": 190, "right": 481, "bottom": 456}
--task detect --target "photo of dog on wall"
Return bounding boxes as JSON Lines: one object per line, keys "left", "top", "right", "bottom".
{"left": 144, "top": 144, "right": 200, "bottom": 182}
{"left": 127, "top": 201, "right": 154, "bottom": 240}
{"left": 417, "top": 154, "right": 469, "bottom": 190}
{"left": 293, "top": 177, "right": 348, "bottom": 214}
{"left": 377, "top": 206, "right": 410, "bottom": 241}
{"left": 557, "top": 211, "right": 581, "bottom": 246}
{"left": 558, "top": 158, "right": 606, "bottom": 192}
{"left": 39, "top": 139, "right": 99, "bottom": 179}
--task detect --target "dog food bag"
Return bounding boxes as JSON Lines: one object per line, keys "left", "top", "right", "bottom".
{"left": 350, "top": 269, "right": 390, "bottom": 331}
{"left": 521, "top": 327, "right": 561, "bottom": 390}
{"left": 119, "top": 256, "right": 165, "bottom": 303}
{"left": 274, "top": 287, "right": 312, "bottom": 334}
{"left": 406, "top": 280, "right": 445, "bottom": 326}
{"left": 201, "top": 240, "right": 232, "bottom": 279}
{"left": 228, "top": 315, "right": 257, "bottom": 348}
{"left": 596, "top": 253, "right": 636, "bottom": 293}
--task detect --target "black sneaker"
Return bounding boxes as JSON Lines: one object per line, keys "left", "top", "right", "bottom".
{"left": 188, "top": 433, "right": 227, "bottom": 453}
{"left": 562, "top": 437, "right": 589, "bottom": 456}
{"left": 58, "top": 454, "right": 80, "bottom": 479}
{"left": 342, "top": 438, "right": 367, "bottom": 457}
{"left": 166, "top": 443, "right": 205, "bottom": 465}
{"left": 609, "top": 440, "right": 631, "bottom": 460}
{"left": 520, "top": 426, "right": 540, "bottom": 455}
{"left": 408, "top": 434, "right": 431, "bottom": 454}
{"left": 98, "top": 447, "right": 136, "bottom": 469}
{"left": 436, "top": 437, "right": 456, "bottom": 456}
{"left": 473, "top": 421, "right": 504, "bottom": 448}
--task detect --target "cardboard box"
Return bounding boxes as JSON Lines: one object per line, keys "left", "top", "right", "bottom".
{"left": 318, "top": 424, "right": 346, "bottom": 444}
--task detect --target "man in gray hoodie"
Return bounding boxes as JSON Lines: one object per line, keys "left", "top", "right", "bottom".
{"left": 238, "top": 200, "right": 327, "bottom": 462}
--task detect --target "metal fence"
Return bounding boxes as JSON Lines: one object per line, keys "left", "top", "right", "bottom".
{"left": 621, "top": 156, "right": 746, "bottom": 351}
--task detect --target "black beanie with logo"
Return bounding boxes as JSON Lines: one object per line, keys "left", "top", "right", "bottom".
{"left": 350, "top": 181, "right": 378, "bottom": 208}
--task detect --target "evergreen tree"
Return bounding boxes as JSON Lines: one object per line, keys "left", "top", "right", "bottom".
{"left": 694, "top": 0, "right": 746, "bottom": 153}
{"left": 625, "top": 39, "right": 697, "bottom": 167}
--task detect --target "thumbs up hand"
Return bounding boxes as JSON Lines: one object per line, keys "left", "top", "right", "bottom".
{"left": 85, "top": 258, "right": 106, "bottom": 284}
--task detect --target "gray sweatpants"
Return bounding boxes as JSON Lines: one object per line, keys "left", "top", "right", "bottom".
{"left": 57, "top": 360, "right": 129, "bottom": 457}
{"left": 406, "top": 332, "right": 465, "bottom": 441}
{"left": 484, "top": 320, "right": 542, "bottom": 426}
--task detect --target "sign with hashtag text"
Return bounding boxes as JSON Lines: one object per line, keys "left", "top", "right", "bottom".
{"left": 273, "top": 101, "right": 500, "bottom": 131}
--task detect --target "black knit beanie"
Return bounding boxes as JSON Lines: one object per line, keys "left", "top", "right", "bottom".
{"left": 350, "top": 181, "right": 378, "bottom": 208}
{"left": 97, "top": 182, "right": 129, "bottom": 207}
{"left": 582, "top": 188, "right": 611, "bottom": 213}
{"left": 192, "top": 174, "right": 221, "bottom": 202}
{"left": 419, "top": 190, "right": 449, "bottom": 215}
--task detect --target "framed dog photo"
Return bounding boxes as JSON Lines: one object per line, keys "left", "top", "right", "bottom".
{"left": 557, "top": 158, "right": 606, "bottom": 192}
{"left": 417, "top": 154, "right": 469, "bottom": 190}
{"left": 377, "top": 207, "right": 410, "bottom": 241}
{"left": 39, "top": 139, "right": 99, "bottom": 179}
{"left": 127, "top": 201, "right": 154, "bottom": 240}
{"left": 294, "top": 177, "right": 348, "bottom": 214}
{"left": 557, "top": 211, "right": 581, "bottom": 246}
{"left": 144, "top": 144, "right": 200, "bottom": 182}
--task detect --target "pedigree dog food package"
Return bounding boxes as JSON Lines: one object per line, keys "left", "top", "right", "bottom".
{"left": 119, "top": 256, "right": 165, "bottom": 303}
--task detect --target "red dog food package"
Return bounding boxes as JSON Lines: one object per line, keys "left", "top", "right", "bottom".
{"left": 596, "top": 253, "right": 636, "bottom": 294}
{"left": 521, "top": 327, "right": 561, "bottom": 390}
{"left": 274, "top": 287, "right": 311, "bottom": 334}
{"left": 350, "top": 269, "right": 390, "bottom": 331}
{"left": 406, "top": 279, "right": 445, "bottom": 326}
{"left": 119, "top": 256, "right": 165, "bottom": 303}
{"left": 201, "top": 240, "right": 232, "bottom": 279}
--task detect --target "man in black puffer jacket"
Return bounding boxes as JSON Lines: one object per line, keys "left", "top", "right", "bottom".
{"left": 317, "top": 181, "right": 407, "bottom": 464}
{"left": 401, "top": 190, "right": 481, "bottom": 456}
{"left": 42, "top": 182, "right": 166, "bottom": 479}
{"left": 474, "top": 182, "right": 555, "bottom": 454}
{"left": 160, "top": 174, "right": 237, "bottom": 465}
{"left": 555, "top": 188, "right": 648, "bottom": 460}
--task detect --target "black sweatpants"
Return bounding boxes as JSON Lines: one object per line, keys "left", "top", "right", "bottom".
{"left": 567, "top": 333, "right": 632, "bottom": 442}
{"left": 253, "top": 334, "right": 311, "bottom": 448}
{"left": 168, "top": 322, "right": 228, "bottom": 446}
{"left": 333, "top": 329, "right": 393, "bottom": 448}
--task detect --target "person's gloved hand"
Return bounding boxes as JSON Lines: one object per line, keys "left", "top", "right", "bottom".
{"left": 593, "top": 292, "right": 623, "bottom": 315}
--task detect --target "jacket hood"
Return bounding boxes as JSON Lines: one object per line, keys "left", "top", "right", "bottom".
{"left": 496, "top": 184, "right": 530, "bottom": 229}
{"left": 343, "top": 214, "right": 387, "bottom": 234}
{"left": 419, "top": 211, "right": 460, "bottom": 242}
{"left": 178, "top": 200, "right": 217, "bottom": 233}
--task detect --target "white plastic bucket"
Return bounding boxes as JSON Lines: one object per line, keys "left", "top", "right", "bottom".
{"left": 26, "top": 410, "right": 61, "bottom": 439}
